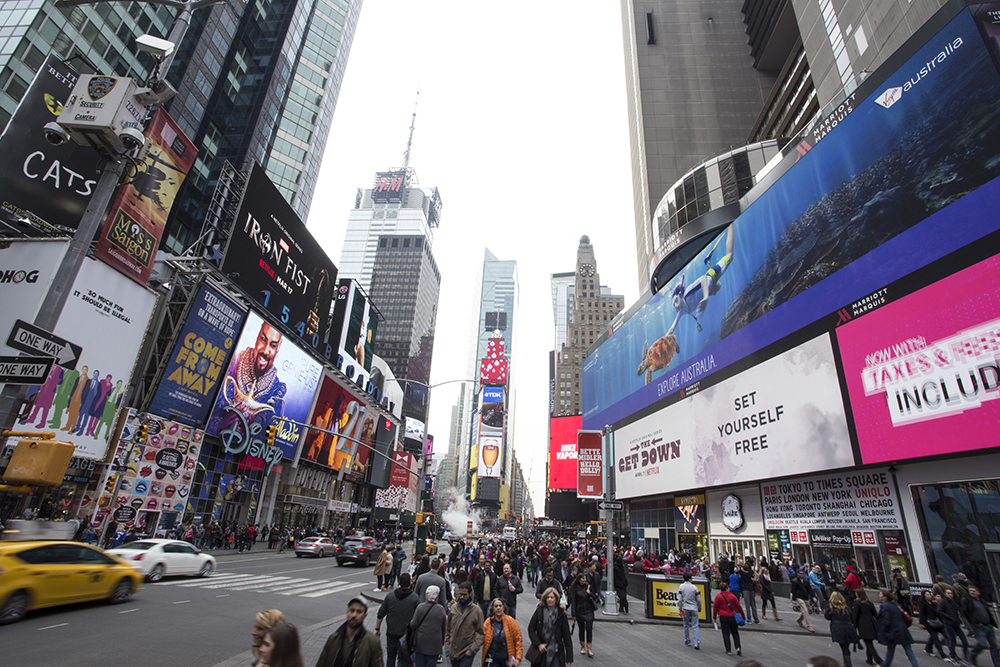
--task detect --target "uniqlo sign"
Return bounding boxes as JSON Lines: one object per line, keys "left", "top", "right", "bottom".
{"left": 790, "top": 530, "right": 809, "bottom": 544}
{"left": 852, "top": 530, "right": 877, "bottom": 546}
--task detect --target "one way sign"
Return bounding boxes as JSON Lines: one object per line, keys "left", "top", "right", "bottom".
{"left": 6, "top": 320, "right": 82, "bottom": 369}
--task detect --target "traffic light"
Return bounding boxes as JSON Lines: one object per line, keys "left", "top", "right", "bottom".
{"left": 134, "top": 424, "right": 149, "bottom": 445}
{"left": 416, "top": 512, "right": 424, "bottom": 525}
{"left": 266, "top": 423, "right": 278, "bottom": 447}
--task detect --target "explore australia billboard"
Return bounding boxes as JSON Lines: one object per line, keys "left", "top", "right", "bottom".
{"left": 583, "top": 9, "right": 1000, "bottom": 430}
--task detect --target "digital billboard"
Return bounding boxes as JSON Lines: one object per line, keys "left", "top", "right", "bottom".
{"left": 299, "top": 372, "right": 373, "bottom": 480}
{"left": 370, "top": 355, "right": 402, "bottom": 418}
{"left": 0, "top": 55, "right": 100, "bottom": 233}
{"left": 836, "top": 252, "right": 1000, "bottom": 464}
{"left": 13, "top": 255, "right": 157, "bottom": 460}
{"left": 583, "top": 9, "right": 1000, "bottom": 431}
{"left": 477, "top": 386, "right": 503, "bottom": 478}
{"left": 613, "top": 334, "right": 853, "bottom": 499}
{"left": 549, "top": 415, "right": 581, "bottom": 490}
{"left": 375, "top": 451, "right": 417, "bottom": 512}
{"left": 403, "top": 416, "right": 425, "bottom": 454}
{"left": 480, "top": 337, "right": 508, "bottom": 385}
{"left": 148, "top": 283, "right": 245, "bottom": 426}
{"left": 369, "top": 416, "right": 397, "bottom": 488}
{"left": 95, "top": 108, "right": 197, "bottom": 285}
{"left": 329, "top": 278, "right": 379, "bottom": 391}
{"left": 221, "top": 163, "right": 336, "bottom": 352}
{"left": 577, "top": 431, "right": 603, "bottom": 499}
{"left": 206, "top": 310, "right": 322, "bottom": 469}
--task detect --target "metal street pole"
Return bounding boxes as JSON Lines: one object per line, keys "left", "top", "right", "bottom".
{"left": 602, "top": 425, "right": 619, "bottom": 616}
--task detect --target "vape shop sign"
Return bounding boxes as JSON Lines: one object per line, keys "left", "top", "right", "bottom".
{"left": 761, "top": 469, "right": 903, "bottom": 531}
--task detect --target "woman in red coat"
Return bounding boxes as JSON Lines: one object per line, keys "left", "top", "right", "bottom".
{"left": 713, "top": 582, "right": 746, "bottom": 656}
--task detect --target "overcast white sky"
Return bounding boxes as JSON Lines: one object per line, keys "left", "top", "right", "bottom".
{"left": 308, "top": 1, "right": 642, "bottom": 517}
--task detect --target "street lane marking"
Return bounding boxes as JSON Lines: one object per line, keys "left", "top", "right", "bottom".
{"left": 154, "top": 572, "right": 244, "bottom": 586}
{"left": 118, "top": 608, "right": 139, "bottom": 614}
{"left": 268, "top": 579, "right": 343, "bottom": 595}
{"left": 269, "top": 563, "right": 346, "bottom": 575}
{"left": 300, "top": 582, "right": 365, "bottom": 598}
{"left": 184, "top": 575, "right": 288, "bottom": 590}
{"left": 246, "top": 577, "right": 314, "bottom": 592}
{"left": 38, "top": 623, "right": 69, "bottom": 630}
{"left": 220, "top": 576, "right": 299, "bottom": 591}
{"left": 173, "top": 600, "right": 190, "bottom": 604}
{"left": 216, "top": 594, "right": 229, "bottom": 598}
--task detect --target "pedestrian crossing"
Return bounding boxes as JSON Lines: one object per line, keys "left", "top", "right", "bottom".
{"left": 152, "top": 572, "right": 366, "bottom": 599}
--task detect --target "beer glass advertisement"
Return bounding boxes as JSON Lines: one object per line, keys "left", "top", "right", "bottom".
{"left": 477, "top": 386, "right": 503, "bottom": 478}
{"left": 0, "top": 55, "right": 100, "bottom": 233}
{"left": 206, "top": 310, "right": 322, "bottom": 469}
{"left": 13, "top": 256, "right": 156, "bottom": 460}
{"left": 613, "top": 334, "right": 853, "bottom": 499}
{"left": 220, "top": 163, "right": 336, "bottom": 352}
{"left": 836, "top": 253, "right": 1000, "bottom": 464}
{"left": 148, "top": 283, "right": 245, "bottom": 426}
{"left": 300, "top": 373, "right": 375, "bottom": 480}
{"left": 582, "top": 9, "right": 1000, "bottom": 431}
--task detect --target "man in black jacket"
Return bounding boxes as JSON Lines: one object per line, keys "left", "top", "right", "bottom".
{"left": 497, "top": 562, "right": 524, "bottom": 619}
{"left": 535, "top": 567, "right": 564, "bottom": 600}
{"left": 791, "top": 569, "right": 816, "bottom": 632}
{"left": 474, "top": 559, "right": 499, "bottom": 618}
{"left": 376, "top": 573, "right": 419, "bottom": 667}
{"left": 961, "top": 585, "right": 999, "bottom": 667}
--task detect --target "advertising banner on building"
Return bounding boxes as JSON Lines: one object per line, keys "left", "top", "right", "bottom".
{"left": 147, "top": 283, "right": 245, "bottom": 426}
{"left": 369, "top": 417, "right": 397, "bottom": 488}
{"left": 86, "top": 409, "right": 204, "bottom": 530}
{"left": 403, "top": 416, "right": 425, "bottom": 454}
{"left": 549, "top": 415, "right": 581, "bottom": 491}
{"left": 836, "top": 252, "right": 1000, "bottom": 464}
{"left": 649, "top": 579, "right": 712, "bottom": 621}
{"left": 582, "top": 8, "right": 1000, "bottom": 431}
{"left": 206, "top": 310, "right": 322, "bottom": 469}
{"left": 12, "top": 256, "right": 156, "bottom": 460}
{"left": 761, "top": 469, "right": 903, "bottom": 530}
{"left": 94, "top": 108, "right": 197, "bottom": 285}
{"left": 613, "top": 334, "right": 853, "bottom": 499}
{"left": 577, "top": 431, "right": 603, "bottom": 499}
{"left": 480, "top": 336, "right": 508, "bottom": 385}
{"left": 477, "top": 386, "right": 503, "bottom": 478}
{"left": 299, "top": 372, "right": 374, "bottom": 480}
{"left": 329, "top": 278, "right": 378, "bottom": 391}
{"left": 221, "top": 162, "right": 336, "bottom": 352}
{"left": 370, "top": 355, "right": 402, "bottom": 418}
{"left": 0, "top": 55, "right": 100, "bottom": 233}
{"left": 375, "top": 451, "right": 416, "bottom": 511}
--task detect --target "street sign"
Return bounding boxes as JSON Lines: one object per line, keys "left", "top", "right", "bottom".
{"left": 0, "top": 355, "right": 55, "bottom": 384}
{"left": 6, "top": 320, "right": 82, "bottom": 369}
{"left": 598, "top": 500, "right": 624, "bottom": 511}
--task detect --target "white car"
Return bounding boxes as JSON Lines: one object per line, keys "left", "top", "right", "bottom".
{"left": 107, "top": 539, "right": 216, "bottom": 582}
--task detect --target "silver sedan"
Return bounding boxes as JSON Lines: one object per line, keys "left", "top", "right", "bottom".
{"left": 294, "top": 537, "right": 336, "bottom": 558}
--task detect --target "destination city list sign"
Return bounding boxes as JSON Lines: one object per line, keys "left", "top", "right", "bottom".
{"left": 761, "top": 469, "right": 902, "bottom": 531}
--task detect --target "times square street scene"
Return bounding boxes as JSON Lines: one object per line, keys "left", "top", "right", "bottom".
{"left": 2, "top": 1, "right": 1000, "bottom": 667}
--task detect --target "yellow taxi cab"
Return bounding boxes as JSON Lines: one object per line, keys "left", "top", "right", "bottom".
{"left": 0, "top": 540, "right": 143, "bottom": 624}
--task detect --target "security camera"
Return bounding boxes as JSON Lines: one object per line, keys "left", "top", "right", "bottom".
{"left": 119, "top": 126, "right": 145, "bottom": 152}
{"left": 43, "top": 121, "right": 71, "bottom": 147}
{"left": 135, "top": 34, "right": 175, "bottom": 60}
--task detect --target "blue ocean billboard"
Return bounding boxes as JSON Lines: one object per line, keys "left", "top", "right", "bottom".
{"left": 583, "top": 8, "right": 1000, "bottom": 430}
{"left": 148, "top": 283, "right": 245, "bottom": 426}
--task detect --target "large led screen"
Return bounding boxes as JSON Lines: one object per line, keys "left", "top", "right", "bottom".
{"left": 300, "top": 373, "right": 373, "bottom": 480}
{"left": 613, "top": 334, "right": 853, "bottom": 499}
{"left": 583, "top": 9, "right": 1000, "bottom": 430}
{"left": 148, "top": 283, "right": 245, "bottom": 426}
{"left": 837, "top": 253, "right": 1000, "bottom": 464}
{"left": 477, "top": 386, "right": 503, "bottom": 478}
{"left": 206, "top": 310, "right": 322, "bottom": 468}
{"left": 329, "top": 279, "right": 379, "bottom": 390}
{"left": 549, "top": 415, "right": 582, "bottom": 491}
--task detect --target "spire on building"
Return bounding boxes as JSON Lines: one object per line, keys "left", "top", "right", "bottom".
{"left": 402, "top": 91, "right": 419, "bottom": 172}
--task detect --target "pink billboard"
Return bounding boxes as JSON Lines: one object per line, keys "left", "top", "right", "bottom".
{"left": 836, "top": 254, "right": 1000, "bottom": 464}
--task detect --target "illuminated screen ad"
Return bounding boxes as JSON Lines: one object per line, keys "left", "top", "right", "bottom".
{"left": 583, "top": 9, "right": 1000, "bottom": 431}
{"left": 549, "top": 415, "right": 582, "bottom": 491}
{"left": 836, "top": 253, "right": 1000, "bottom": 464}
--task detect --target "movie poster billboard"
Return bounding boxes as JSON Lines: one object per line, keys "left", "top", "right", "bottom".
{"left": 206, "top": 310, "right": 322, "bottom": 470}
{"left": 87, "top": 409, "right": 204, "bottom": 532}
{"left": 477, "top": 386, "right": 503, "bottom": 478}
{"left": 836, "top": 253, "right": 1000, "bottom": 464}
{"left": 148, "top": 283, "right": 245, "bottom": 426}
{"left": 329, "top": 278, "right": 379, "bottom": 390}
{"left": 582, "top": 9, "right": 1000, "bottom": 431}
{"left": 220, "top": 163, "right": 336, "bottom": 352}
{"left": 95, "top": 108, "right": 197, "bottom": 285}
{"left": 613, "top": 334, "right": 853, "bottom": 499}
{"left": 0, "top": 55, "right": 100, "bottom": 233}
{"left": 577, "top": 431, "right": 603, "bottom": 499}
{"left": 11, "top": 256, "right": 157, "bottom": 460}
{"left": 300, "top": 372, "right": 375, "bottom": 480}
{"left": 549, "top": 415, "right": 581, "bottom": 491}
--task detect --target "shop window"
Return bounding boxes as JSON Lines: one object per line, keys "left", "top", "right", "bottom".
{"left": 967, "top": 481, "right": 1000, "bottom": 542}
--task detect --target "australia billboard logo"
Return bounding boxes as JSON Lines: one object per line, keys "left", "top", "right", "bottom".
{"left": 874, "top": 36, "right": 964, "bottom": 110}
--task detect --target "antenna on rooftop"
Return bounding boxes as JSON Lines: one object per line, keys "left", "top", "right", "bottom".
{"left": 402, "top": 90, "right": 419, "bottom": 171}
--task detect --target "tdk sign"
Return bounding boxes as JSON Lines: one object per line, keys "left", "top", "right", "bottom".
{"left": 483, "top": 387, "right": 503, "bottom": 402}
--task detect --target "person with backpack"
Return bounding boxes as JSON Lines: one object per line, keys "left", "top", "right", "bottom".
{"left": 376, "top": 573, "right": 419, "bottom": 667}
{"left": 877, "top": 589, "right": 919, "bottom": 667}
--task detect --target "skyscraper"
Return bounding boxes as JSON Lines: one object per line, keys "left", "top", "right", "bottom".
{"left": 0, "top": 0, "right": 362, "bottom": 252}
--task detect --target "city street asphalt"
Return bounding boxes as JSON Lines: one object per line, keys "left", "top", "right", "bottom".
{"left": 2, "top": 546, "right": 939, "bottom": 667}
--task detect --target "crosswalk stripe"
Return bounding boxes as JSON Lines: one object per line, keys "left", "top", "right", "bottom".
{"left": 276, "top": 580, "right": 350, "bottom": 596}
{"left": 300, "top": 582, "right": 364, "bottom": 598}
{"left": 153, "top": 572, "right": 244, "bottom": 586}
{"left": 265, "top": 579, "right": 339, "bottom": 595}
{"left": 240, "top": 577, "right": 314, "bottom": 593}
{"left": 175, "top": 574, "right": 281, "bottom": 589}
{"left": 218, "top": 576, "right": 299, "bottom": 591}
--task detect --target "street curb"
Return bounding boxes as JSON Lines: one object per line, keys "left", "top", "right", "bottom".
{"left": 592, "top": 614, "right": 832, "bottom": 636}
